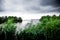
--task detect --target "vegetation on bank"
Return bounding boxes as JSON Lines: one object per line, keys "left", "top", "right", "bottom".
{"left": 0, "top": 15, "right": 60, "bottom": 40}
{"left": 0, "top": 16, "right": 22, "bottom": 24}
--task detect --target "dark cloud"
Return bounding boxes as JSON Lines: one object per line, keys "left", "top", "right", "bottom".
{"left": 0, "top": 0, "right": 60, "bottom": 13}
{"left": 22, "top": 0, "right": 60, "bottom": 13}
{"left": 50, "top": 7, "right": 60, "bottom": 12}
{"left": 56, "top": 0, "right": 60, "bottom": 7}
{"left": 41, "top": 0, "right": 60, "bottom": 7}
{"left": 0, "top": 0, "right": 4, "bottom": 11}
{"left": 41, "top": 0, "right": 55, "bottom": 6}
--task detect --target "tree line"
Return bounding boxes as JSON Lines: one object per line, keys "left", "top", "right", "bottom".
{"left": 17, "top": 15, "right": 60, "bottom": 40}
{"left": 0, "top": 15, "right": 60, "bottom": 40}
{"left": 0, "top": 16, "right": 22, "bottom": 24}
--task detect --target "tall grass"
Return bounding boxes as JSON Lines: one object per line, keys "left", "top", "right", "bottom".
{"left": 1, "top": 18, "right": 17, "bottom": 40}
{"left": 0, "top": 15, "right": 60, "bottom": 40}
{"left": 17, "top": 15, "right": 60, "bottom": 40}
{"left": 0, "top": 26, "right": 5, "bottom": 40}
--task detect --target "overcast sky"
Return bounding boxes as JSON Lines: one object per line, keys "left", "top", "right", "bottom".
{"left": 0, "top": 12, "right": 60, "bottom": 20}
{"left": 0, "top": 0, "right": 60, "bottom": 20}
{"left": 0, "top": 0, "right": 60, "bottom": 12}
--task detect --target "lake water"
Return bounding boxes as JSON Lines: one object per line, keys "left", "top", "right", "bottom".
{"left": 16, "top": 19, "right": 39, "bottom": 31}
{"left": 0, "top": 19, "right": 39, "bottom": 31}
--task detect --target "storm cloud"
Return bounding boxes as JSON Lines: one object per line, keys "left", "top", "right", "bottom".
{"left": 41, "top": 0, "right": 60, "bottom": 6}
{"left": 0, "top": 0, "right": 4, "bottom": 11}
{"left": 0, "top": 0, "right": 60, "bottom": 12}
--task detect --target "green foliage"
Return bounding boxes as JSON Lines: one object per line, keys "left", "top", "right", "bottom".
{"left": 2, "top": 18, "right": 16, "bottom": 33}
{"left": 17, "top": 21, "right": 45, "bottom": 40}
{"left": 0, "top": 16, "right": 22, "bottom": 24}
{"left": 0, "top": 26, "right": 5, "bottom": 40}
{"left": 17, "top": 15, "right": 60, "bottom": 40}
{"left": 39, "top": 15, "right": 60, "bottom": 40}
{"left": 2, "top": 18, "right": 17, "bottom": 40}
{"left": 0, "top": 15, "right": 60, "bottom": 40}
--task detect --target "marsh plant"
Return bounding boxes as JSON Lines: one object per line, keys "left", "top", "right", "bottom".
{"left": 0, "top": 15, "right": 60, "bottom": 40}
{"left": 0, "top": 26, "right": 5, "bottom": 40}
{"left": 2, "top": 18, "right": 17, "bottom": 40}
{"left": 17, "top": 15, "right": 60, "bottom": 40}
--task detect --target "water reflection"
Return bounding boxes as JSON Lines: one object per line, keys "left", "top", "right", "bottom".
{"left": 16, "top": 19, "right": 39, "bottom": 31}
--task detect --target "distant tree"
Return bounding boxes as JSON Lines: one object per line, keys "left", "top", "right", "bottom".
{"left": 0, "top": 16, "right": 22, "bottom": 24}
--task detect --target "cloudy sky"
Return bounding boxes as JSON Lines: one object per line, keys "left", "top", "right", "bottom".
{"left": 0, "top": 0, "right": 60, "bottom": 12}
{"left": 0, "top": 12, "right": 59, "bottom": 20}
{"left": 0, "top": 0, "right": 60, "bottom": 20}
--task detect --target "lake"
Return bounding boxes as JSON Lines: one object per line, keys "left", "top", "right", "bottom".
{"left": 16, "top": 19, "right": 39, "bottom": 31}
